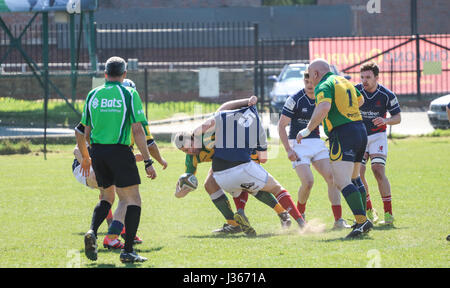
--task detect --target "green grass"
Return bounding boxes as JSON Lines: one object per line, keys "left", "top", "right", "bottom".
{"left": 0, "top": 137, "right": 448, "bottom": 268}
{"left": 0, "top": 97, "right": 219, "bottom": 127}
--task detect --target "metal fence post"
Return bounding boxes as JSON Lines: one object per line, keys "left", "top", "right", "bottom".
{"left": 43, "top": 12, "right": 49, "bottom": 160}
{"left": 253, "top": 23, "right": 259, "bottom": 98}
{"left": 70, "top": 14, "right": 77, "bottom": 103}
{"left": 145, "top": 68, "right": 149, "bottom": 120}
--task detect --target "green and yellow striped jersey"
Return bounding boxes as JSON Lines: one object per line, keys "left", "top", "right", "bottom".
{"left": 185, "top": 132, "right": 260, "bottom": 175}
{"left": 315, "top": 72, "right": 363, "bottom": 136}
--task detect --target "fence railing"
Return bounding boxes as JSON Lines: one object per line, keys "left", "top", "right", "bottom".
{"left": 0, "top": 21, "right": 449, "bottom": 106}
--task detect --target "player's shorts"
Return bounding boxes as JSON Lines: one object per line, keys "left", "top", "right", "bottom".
{"left": 90, "top": 144, "right": 140, "bottom": 189}
{"left": 365, "top": 132, "right": 388, "bottom": 157}
{"left": 289, "top": 138, "right": 329, "bottom": 168}
{"left": 213, "top": 161, "right": 268, "bottom": 198}
{"left": 72, "top": 159, "right": 94, "bottom": 189}
{"left": 328, "top": 121, "right": 368, "bottom": 163}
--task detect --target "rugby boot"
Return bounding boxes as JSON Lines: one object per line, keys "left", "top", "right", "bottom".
{"left": 103, "top": 236, "right": 124, "bottom": 250}
{"left": 84, "top": 229, "right": 98, "bottom": 261}
{"left": 366, "top": 208, "right": 379, "bottom": 224}
{"left": 233, "top": 213, "right": 256, "bottom": 237}
{"left": 120, "top": 227, "right": 143, "bottom": 244}
{"left": 212, "top": 223, "right": 242, "bottom": 234}
{"left": 120, "top": 250, "right": 148, "bottom": 263}
{"left": 278, "top": 211, "right": 292, "bottom": 229}
{"left": 346, "top": 219, "right": 373, "bottom": 239}
{"left": 333, "top": 218, "right": 351, "bottom": 230}
{"left": 378, "top": 212, "right": 394, "bottom": 226}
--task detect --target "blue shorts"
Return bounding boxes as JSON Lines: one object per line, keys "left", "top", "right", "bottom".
{"left": 328, "top": 121, "right": 368, "bottom": 163}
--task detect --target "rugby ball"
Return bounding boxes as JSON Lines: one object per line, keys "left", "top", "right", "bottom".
{"left": 175, "top": 173, "right": 198, "bottom": 198}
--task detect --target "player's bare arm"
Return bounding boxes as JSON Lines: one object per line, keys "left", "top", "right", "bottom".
{"left": 132, "top": 122, "right": 157, "bottom": 179}
{"left": 372, "top": 112, "right": 401, "bottom": 127}
{"left": 217, "top": 96, "right": 257, "bottom": 111}
{"left": 193, "top": 116, "right": 216, "bottom": 136}
{"left": 296, "top": 101, "right": 331, "bottom": 144}
{"left": 73, "top": 146, "right": 83, "bottom": 163}
{"left": 278, "top": 114, "right": 298, "bottom": 161}
{"left": 136, "top": 143, "right": 168, "bottom": 169}
{"left": 148, "top": 143, "right": 168, "bottom": 169}
{"left": 75, "top": 125, "right": 91, "bottom": 177}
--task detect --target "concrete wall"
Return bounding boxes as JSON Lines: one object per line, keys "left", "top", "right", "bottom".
{"left": 0, "top": 70, "right": 254, "bottom": 102}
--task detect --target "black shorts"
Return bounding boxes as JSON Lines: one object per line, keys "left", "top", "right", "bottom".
{"left": 90, "top": 144, "right": 141, "bottom": 189}
{"left": 328, "top": 121, "right": 368, "bottom": 163}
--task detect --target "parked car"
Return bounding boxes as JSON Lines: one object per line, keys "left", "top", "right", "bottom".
{"left": 427, "top": 94, "right": 450, "bottom": 129}
{"left": 268, "top": 63, "right": 349, "bottom": 114}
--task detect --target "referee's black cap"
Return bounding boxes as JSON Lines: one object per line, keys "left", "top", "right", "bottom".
{"left": 105, "top": 56, "right": 127, "bottom": 77}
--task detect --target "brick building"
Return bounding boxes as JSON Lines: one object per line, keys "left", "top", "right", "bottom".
{"left": 317, "top": 0, "right": 450, "bottom": 35}
{"left": 0, "top": 1, "right": 448, "bottom": 36}
{"left": 98, "top": 0, "right": 262, "bottom": 8}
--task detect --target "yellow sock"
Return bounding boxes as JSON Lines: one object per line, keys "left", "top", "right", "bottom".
{"left": 355, "top": 215, "right": 367, "bottom": 224}
{"left": 227, "top": 220, "right": 239, "bottom": 227}
{"left": 273, "top": 203, "right": 285, "bottom": 214}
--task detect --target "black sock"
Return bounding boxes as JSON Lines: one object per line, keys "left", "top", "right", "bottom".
{"left": 124, "top": 205, "right": 141, "bottom": 253}
{"left": 90, "top": 200, "right": 111, "bottom": 237}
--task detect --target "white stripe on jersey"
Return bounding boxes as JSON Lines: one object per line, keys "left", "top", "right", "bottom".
{"left": 116, "top": 85, "right": 128, "bottom": 143}
{"left": 87, "top": 87, "right": 101, "bottom": 129}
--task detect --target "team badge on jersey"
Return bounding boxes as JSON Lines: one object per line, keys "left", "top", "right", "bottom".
{"left": 92, "top": 98, "right": 99, "bottom": 109}
{"left": 284, "top": 97, "right": 296, "bottom": 110}
{"left": 378, "top": 145, "right": 384, "bottom": 153}
{"left": 240, "top": 182, "right": 255, "bottom": 190}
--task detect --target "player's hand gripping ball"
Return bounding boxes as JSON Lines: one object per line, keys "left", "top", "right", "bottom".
{"left": 175, "top": 173, "right": 198, "bottom": 198}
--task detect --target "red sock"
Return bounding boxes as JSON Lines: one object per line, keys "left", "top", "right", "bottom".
{"left": 277, "top": 190, "right": 303, "bottom": 221}
{"left": 382, "top": 196, "right": 392, "bottom": 215}
{"left": 297, "top": 202, "right": 306, "bottom": 215}
{"left": 331, "top": 205, "right": 342, "bottom": 221}
{"left": 366, "top": 193, "right": 373, "bottom": 210}
{"left": 233, "top": 191, "right": 248, "bottom": 211}
{"left": 106, "top": 209, "right": 113, "bottom": 221}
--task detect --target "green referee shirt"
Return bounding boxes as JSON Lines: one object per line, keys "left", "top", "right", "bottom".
{"left": 80, "top": 81, "right": 147, "bottom": 145}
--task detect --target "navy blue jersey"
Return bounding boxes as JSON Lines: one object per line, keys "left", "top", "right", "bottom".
{"left": 355, "top": 84, "right": 401, "bottom": 136}
{"left": 214, "top": 106, "right": 267, "bottom": 163}
{"left": 281, "top": 89, "right": 320, "bottom": 140}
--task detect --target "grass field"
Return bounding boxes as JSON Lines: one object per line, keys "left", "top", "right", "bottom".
{"left": 0, "top": 97, "right": 219, "bottom": 127}
{"left": 0, "top": 137, "right": 448, "bottom": 268}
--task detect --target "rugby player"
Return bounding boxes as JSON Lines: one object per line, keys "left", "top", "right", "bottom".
{"left": 278, "top": 71, "right": 350, "bottom": 229}
{"left": 174, "top": 97, "right": 291, "bottom": 235}
{"left": 193, "top": 103, "right": 306, "bottom": 237}
{"left": 297, "top": 59, "right": 372, "bottom": 238}
{"left": 356, "top": 62, "right": 401, "bottom": 225}
{"left": 76, "top": 57, "right": 156, "bottom": 263}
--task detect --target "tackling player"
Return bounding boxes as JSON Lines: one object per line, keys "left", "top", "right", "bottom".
{"left": 194, "top": 103, "right": 306, "bottom": 237}
{"left": 174, "top": 97, "right": 291, "bottom": 235}
{"left": 278, "top": 71, "right": 350, "bottom": 229}
{"left": 356, "top": 62, "right": 401, "bottom": 226}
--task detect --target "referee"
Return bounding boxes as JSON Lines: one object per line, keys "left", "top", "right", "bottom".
{"left": 75, "top": 56, "right": 156, "bottom": 263}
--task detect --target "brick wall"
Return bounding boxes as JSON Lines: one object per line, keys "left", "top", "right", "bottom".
{"left": 317, "top": 0, "right": 450, "bottom": 35}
